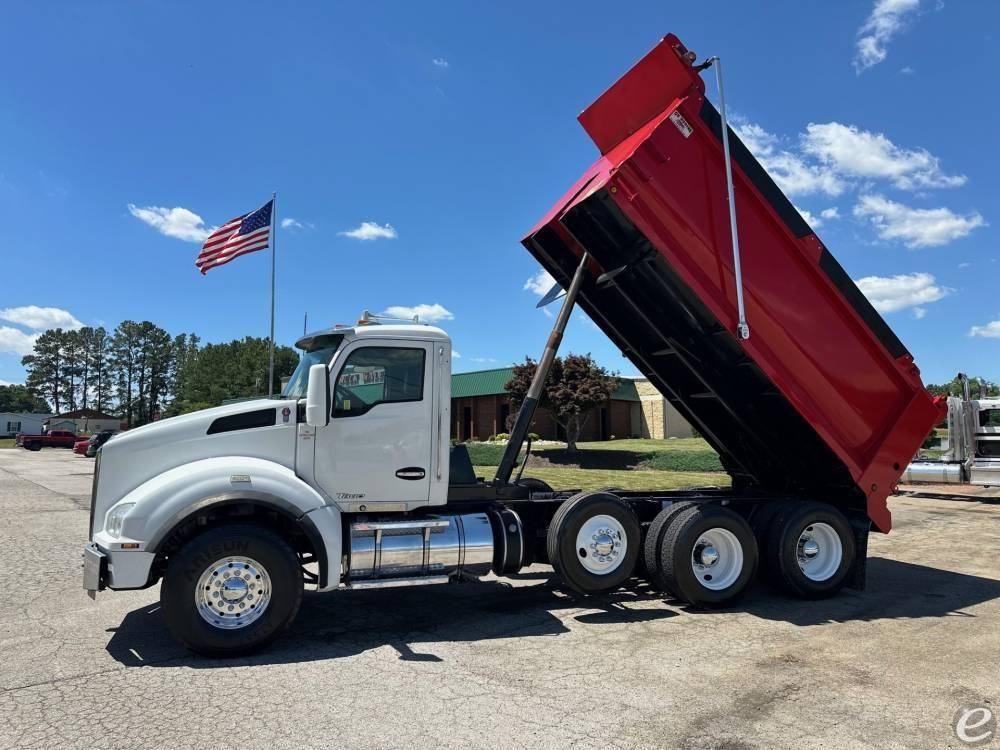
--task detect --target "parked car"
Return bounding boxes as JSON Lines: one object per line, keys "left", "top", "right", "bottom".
{"left": 74, "top": 439, "right": 90, "bottom": 455}
{"left": 18, "top": 430, "right": 80, "bottom": 451}
{"left": 85, "top": 430, "right": 116, "bottom": 457}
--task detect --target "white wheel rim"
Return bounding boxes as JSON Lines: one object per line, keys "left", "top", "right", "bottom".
{"left": 796, "top": 522, "right": 842, "bottom": 581}
{"left": 195, "top": 556, "right": 272, "bottom": 630}
{"left": 690, "top": 527, "right": 744, "bottom": 591}
{"left": 575, "top": 514, "right": 628, "bottom": 575}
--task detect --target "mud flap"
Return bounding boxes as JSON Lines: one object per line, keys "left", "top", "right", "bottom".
{"left": 846, "top": 516, "right": 871, "bottom": 591}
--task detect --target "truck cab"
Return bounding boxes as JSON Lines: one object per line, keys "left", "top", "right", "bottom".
{"left": 287, "top": 319, "right": 454, "bottom": 510}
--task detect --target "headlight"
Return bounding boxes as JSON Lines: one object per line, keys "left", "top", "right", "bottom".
{"left": 105, "top": 503, "right": 135, "bottom": 539}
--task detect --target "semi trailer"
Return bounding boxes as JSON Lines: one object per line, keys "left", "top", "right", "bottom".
{"left": 83, "top": 34, "right": 943, "bottom": 656}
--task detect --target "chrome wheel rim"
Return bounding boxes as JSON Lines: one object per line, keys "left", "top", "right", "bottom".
{"left": 796, "top": 522, "right": 842, "bottom": 581}
{"left": 195, "top": 556, "right": 271, "bottom": 629}
{"left": 575, "top": 514, "right": 627, "bottom": 575}
{"left": 691, "top": 527, "right": 744, "bottom": 591}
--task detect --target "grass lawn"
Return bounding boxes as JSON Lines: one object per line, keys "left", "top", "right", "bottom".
{"left": 473, "top": 466, "right": 728, "bottom": 492}
{"left": 463, "top": 437, "right": 724, "bottom": 472}
{"left": 463, "top": 437, "right": 728, "bottom": 491}
{"left": 0, "top": 439, "right": 16, "bottom": 449}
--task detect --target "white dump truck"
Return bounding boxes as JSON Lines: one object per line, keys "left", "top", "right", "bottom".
{"left": 82, "top": 34, "right": 941, "bottom": 656}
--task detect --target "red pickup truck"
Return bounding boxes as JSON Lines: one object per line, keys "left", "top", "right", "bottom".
{"left": 17, "top": 430, "right": 80, "bottom": 451}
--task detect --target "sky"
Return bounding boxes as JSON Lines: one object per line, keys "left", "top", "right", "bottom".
{"left": 1, "top": 1, "right": 997, "bottom": 388}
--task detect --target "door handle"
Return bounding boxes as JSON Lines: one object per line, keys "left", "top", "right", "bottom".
{"left": 395, "top": 467, "right": 426, "bottom": 480}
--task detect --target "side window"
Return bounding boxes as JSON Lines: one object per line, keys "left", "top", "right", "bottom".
{"left": 333, "top": 347, "right": 425, "bottom": 417}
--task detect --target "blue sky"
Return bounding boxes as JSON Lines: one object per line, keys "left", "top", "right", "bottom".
{"left": 1, "top": 1, "right": 997, "bottom": 387}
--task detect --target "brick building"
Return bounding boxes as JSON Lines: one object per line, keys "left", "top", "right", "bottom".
{"left": 450, "top": 367, "right": 692, "bottom": 442}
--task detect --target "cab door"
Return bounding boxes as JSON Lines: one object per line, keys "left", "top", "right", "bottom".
{"left": 313, "top": 340, "right": 433, "bottom": 507}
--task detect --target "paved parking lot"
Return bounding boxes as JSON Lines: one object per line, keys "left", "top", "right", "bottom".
{"left": 0, "top": 448, "right": 997, "bottom": 749}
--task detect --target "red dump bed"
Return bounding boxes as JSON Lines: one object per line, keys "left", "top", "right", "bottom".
{"left": 523, "top": 35, "right": 943, "bottom": 532}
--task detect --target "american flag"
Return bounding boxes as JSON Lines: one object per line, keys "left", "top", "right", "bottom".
{"left": 196, "top": 199, "right": 273, "bottom": 274}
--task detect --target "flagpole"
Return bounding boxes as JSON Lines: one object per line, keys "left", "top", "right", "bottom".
{"left": 268, "top": 191, "right": 276, "bottom": 397}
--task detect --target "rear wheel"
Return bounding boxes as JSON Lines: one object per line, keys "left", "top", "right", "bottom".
{"left": 765, "top": 502, "right": 855, "bottom": 598}
{"left": 26, "top": 442, "right": 40, "bottom": 451}
{"left": 642, "top": 501, "right": 701, "bottom": 593}
{"left": 659, "top": 505, "right": 757, "bottom": 608}
{"left": 161, "top": 524, "right": 303, "bottom": 657}
{"left": 547, "top": 492, "right": 640, "bottom": 595}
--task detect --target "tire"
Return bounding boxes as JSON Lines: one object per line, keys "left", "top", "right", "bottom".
{"left": 517, "top": 477, "right": 553, "bottom": 493}
{"left": 764, "top": 501, "right": 855, "bottom": 599}
{"left": 26, "top": 442, "right": 40, "bottom": 451}
{"left": 642, "top": 501, "right": 701, "bottom": 594}
{"left": 547, "top": 492, "right": 640, "bottom": 595}
{"left": 659, "top": 505, "right": 757, "bottom": 608}
{"left": 161, "top": 524, "right": 303, "bottom": 657}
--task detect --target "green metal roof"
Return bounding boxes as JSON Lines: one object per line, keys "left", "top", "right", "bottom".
{"left": 451, "top": 367, "right": 516, "bottom": 398}
{"left": 611, "top": 379, "right": 641, "bottom": 402}
{"left": 450, "top": 367, "right": 640, "bottom": 402}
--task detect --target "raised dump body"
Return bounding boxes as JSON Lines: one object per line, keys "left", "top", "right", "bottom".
{"left": 523, "top": 34, "right": 942, "bottom": 532}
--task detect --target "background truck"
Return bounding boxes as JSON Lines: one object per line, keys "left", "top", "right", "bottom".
{"left": 19, "top": 429, "right": 80, "bottom": 451}
{"left": 82, "top": 34, "right": 942, "bottom": 657}
{"left": 902, "top": 373, "right": 1000, "bottom": 486}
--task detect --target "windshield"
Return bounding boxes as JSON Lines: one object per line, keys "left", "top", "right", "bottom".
{"left": 281, "top": 339, "right": 342, "bottom": 399}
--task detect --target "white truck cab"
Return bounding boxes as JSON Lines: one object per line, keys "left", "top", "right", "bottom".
{"left": 84, "top": 316, "right": 540, "bottom": 655}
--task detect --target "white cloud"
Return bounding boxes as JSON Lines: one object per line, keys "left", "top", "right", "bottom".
{"left": 970, "top": 321, "right": 1000, "bottom": 339}
{"left": 339, "top": 221, "right": 397, "bottom": 241}
{"left": 470, "top": 357, "right": 498, "bottom": 364}
{"left": 0, "top": 305, "right": 83, "bottom": 331}
{"left": 820, "top": 207, "right": 841, "bottom": 220}
{"left": 802, "top": 122, "right": 965, "bottom": 190}
{"left": 794, "top": 205, "right": 822, "bottom": 228}
{"left": 453, "top": 351, "right": 462, "bottom": 359}
{"left": 958, "top": 262, "right": 972, "bottom": 269}
{"left": 854, "top": 194, "right": 986, "bottom": 248}
{"left": 854, "top": 0, "right": 921, "bottom": 73}
{"left": 0, "top": 378, "right": 16, "bottom": 386}
{"left": 432, "top": 58, "right": 449, "bottom": 68}
{"left": 0, "top": 326, "right": 41, "bottom": 356}
{"left": 900, "top": 66, "right": 915, "bottom": 75}
{"left": 524, "top": 268, "right": 556, "bottom": 296}
{"left": 854, "top": 272, "right": 950, "bottom": 319}
{"left": 281, "top": 217, "right": 303, "bottom": 229}
{"left": 732, "top": 119, "right": 845, "bottom": 197}
{"left": 381, "top": 303, "right": 454, "bottom": 323}
{"left": 127, "top": 203, "right": 213, "bottom": 242}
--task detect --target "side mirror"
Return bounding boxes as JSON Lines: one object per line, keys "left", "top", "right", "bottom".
{"left": 305, "top": 363, "right": 330, "bottom": 427}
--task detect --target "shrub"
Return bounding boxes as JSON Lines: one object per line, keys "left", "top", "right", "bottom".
{"left": 463, "top": 442, "right": 508, "bottom": 466}
{"left": 640, "top": 450, "right": 724, "bottom": 472}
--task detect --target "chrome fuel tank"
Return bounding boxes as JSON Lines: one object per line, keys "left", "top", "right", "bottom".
{"left": 900, "top": 461, "right": 964, "bottom": 484}
{"left": 347, "top": 513, "right": 495, "bottom": 582}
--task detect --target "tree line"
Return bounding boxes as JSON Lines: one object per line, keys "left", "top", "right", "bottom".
{"left": 12, "top": 322, "right": 297, "bottom": 427}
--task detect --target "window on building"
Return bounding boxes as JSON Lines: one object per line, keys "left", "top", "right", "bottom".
{"left": 7, "top": 421, "right": 20, "bottom": 433}
{"left": 334, "top": 347, "right": 425, "bottom": 417}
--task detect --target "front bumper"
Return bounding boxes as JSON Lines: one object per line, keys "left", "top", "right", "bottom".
{"left": 82, "top": 539, "right": 156, "bottom": 592}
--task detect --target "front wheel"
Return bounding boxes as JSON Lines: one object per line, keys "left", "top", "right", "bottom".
{"left": 161, "top": 524, "right": 303, "bottom": 657}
